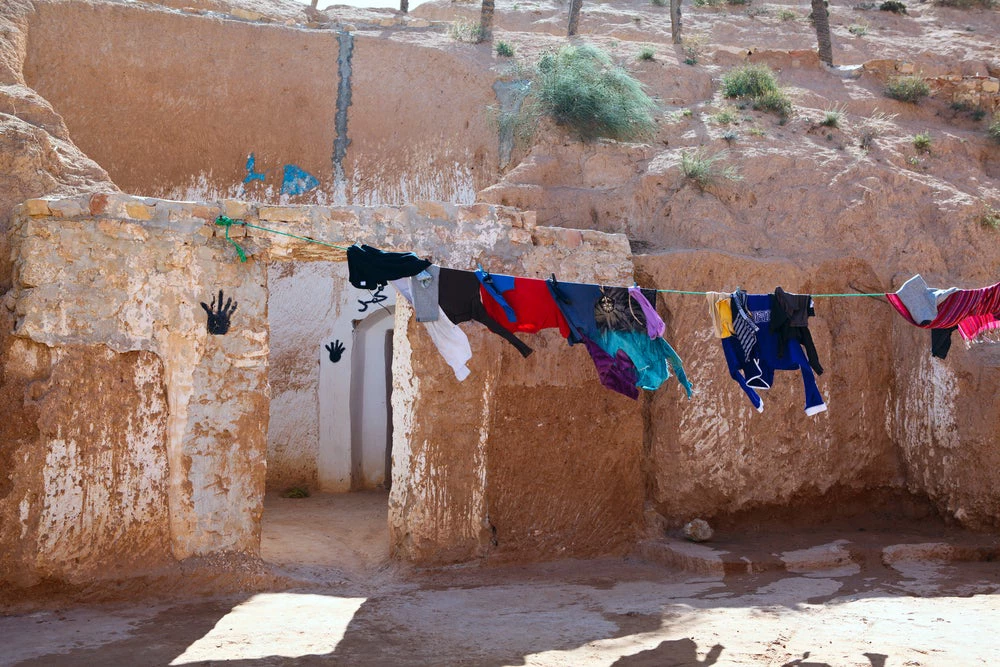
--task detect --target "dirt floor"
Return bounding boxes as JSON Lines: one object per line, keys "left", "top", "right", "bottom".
{"left": 2, "top": 492, "right": 1000, "bottom": 666}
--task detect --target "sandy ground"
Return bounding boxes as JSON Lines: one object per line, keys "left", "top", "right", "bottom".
{"left": 2, "top": 492, "right": 1000, "bottom": 666}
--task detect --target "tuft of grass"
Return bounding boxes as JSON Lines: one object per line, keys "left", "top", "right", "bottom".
{"left": 681, "top": 34, "right": 707, "bottom": 65}
{"left": 496, "top": 40, "right": 515, "bottom": 57}
{"left": 722, "top": 129, "right": 739, "bottom": 143}
{"left": 848, "top": 22, "right": 869, "bottom": 35}
{"left": 448, "top": 19, "right": 485, "bottom": 42}
{"left": 651, "top": 0, "right": 667, "bottom": 5}
{"left": 681, "top": 108, "right": 694, "bottom": 117}
{"left": 778, "top": 8, "right": 799, "bottom": 19}
{"left": 747, "top": 126, "right": 766, "bottom": 137}
{"left": 977, "top": 203, "right": 999, "bottom": 230}
{"left": 989, "top": 112, "right": 1000, "bottom": 143}
{"left": 879, "top": 0, "right": 907, "bottom": 11}
{"left": 913, "top": 131, "right": 932, "bottom": 152}
{"left": 885, "top": 75, "right": 930, "bottom": 103}
{"left": 282, "top": 486, "right": 311, "bottom": 499}
{"left": 752, "top": 89, "right": 793, "bottom": 117}
{"left": 745, "top": 5, "right": 769, "bottom": 16}
{"left": 820, "top": 104, "right": 845, "bottom": 128}
{"left": 858, "top": 110, "right": 897, "bottom": 149}
{"left": 710, "top": 107, "right": 740, "bottom": 125}
{"left": 722, "top": 63, "right": 780, "bottom": 98}
{"left": 680, "top": 148, "right": 742, "bottom": 187}
{"left": 722, "top": 64, "right": 792, "bottom": 119}
{"left": 638, "top": 46, "right": 656, "bottom": 61}
{"left": 533, "top": 44, "right": 658, "bottom": 141}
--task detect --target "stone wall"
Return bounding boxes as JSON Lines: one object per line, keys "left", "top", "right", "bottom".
{"left": 1, "top": 192, "right": 638, "bottom": 583}
{"left": 862, "top": 59, "right": 1000, "bottom": 112}
{"left": 4, "top": 194, "right": 270, "bottom": 587}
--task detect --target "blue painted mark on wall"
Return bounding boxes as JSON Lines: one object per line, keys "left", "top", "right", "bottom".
{"left": 241, "top": 153, "right": 320, "bottom": 196}
{"left": 243, "top": 153, "right": 267, "bottom": 184}
{"left": 281, "top": 164, "right": 321, "bottom": 196}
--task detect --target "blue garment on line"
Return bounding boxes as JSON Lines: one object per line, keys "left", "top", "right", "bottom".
{"left": 475, "top": 270, "right": 517, "bottom": 323}
{"left": 722, "top": 294, "right": 826, "bottom": 415}
{"left": 547, "top": 281, "right": 601, "bottom": 344}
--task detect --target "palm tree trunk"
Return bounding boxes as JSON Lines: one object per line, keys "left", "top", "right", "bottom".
{"left": 400, "top": 0, "right": 408, "bottom": 13}
{"left": 480, "top": 0, "right": 495, "bottom": 41}
{"left": 310, "top": 0, "right": 318, "bottom": 8}
{"left": 567, "top": 0, "right": 583, "bottom": 36}
{"left": 810, "top": 0, "right": 833, "bottom": 66}
{"left": 670, "top": 0, "right": 681, "bottom": 44}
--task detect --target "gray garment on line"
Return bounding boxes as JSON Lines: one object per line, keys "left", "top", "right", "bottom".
{"left": 893, "top": 274, "right": 958, "bottom": 325}
{"left": 410, "top": 265, "right": 440, "bottom": 323}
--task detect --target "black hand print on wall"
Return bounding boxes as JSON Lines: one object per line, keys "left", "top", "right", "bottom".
{"left": 326, "top": 340, "right": 346, "bottom": 363}
{"left": 201, "top": 289, "right": 238, "bottom": 335}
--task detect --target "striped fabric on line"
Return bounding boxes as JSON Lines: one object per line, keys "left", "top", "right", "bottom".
{"left": 731, "top": 290, "right": 759, "bottom": 362}
{"left": 886, "top": 281, "right": 1000, "bottom": 341}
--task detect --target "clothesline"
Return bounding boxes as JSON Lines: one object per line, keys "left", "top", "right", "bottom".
{"left": 214, "top": 215, "right": 998, "bottom": 410}
{"left": 214, "top": 216, "right": 885, "bottom": 298}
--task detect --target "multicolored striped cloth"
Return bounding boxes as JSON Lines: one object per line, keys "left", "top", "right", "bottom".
{"left": 887, "top": 280, "right": 1000, "bottom": 341}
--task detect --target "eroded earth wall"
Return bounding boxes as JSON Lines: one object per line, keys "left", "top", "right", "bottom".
{"left": 22, "top": 0, "right": 498, "bottom": 205}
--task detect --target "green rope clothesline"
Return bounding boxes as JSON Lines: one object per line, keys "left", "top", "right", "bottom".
{"left": 215, "top": 215, "right": 349, "bottom": 263}
{"left": 656, "top": 288, "right": 884, "bottom": 298}
{"left": 214, "top": 215, "right": 885, "bottom": 297}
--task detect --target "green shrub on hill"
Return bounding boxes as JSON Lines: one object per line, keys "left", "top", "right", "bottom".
{"left": 722, "top": 63, "right": 793, "bottom": 119}
{"left": 885, "top": 75, "right": 930, "bottom": 103}
{"left": 533, "top": 44, "right": 657, "bottom": 141}
{"left": 989, "top": 112, "right": 1000, "bottom": 143}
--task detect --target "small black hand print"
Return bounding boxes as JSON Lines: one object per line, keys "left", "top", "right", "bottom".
{"left": 201, "top": 289, "right": 238, "bottom": 335}
{"left": 326, "top": 340, "right": 346, "bottom": 363}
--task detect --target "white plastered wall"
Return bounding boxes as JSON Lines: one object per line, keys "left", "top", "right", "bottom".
{"left": 267, "top": 260, "right": 397, "bottom": 493}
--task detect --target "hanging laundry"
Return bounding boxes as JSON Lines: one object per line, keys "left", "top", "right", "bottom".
{"left": 594, "top": 286, "right": 649, "bottom": 333}
{"left": 889, "top": 274, "right": 958, "bottom": 325}
{"left": 628, "top": 286, "right": 666, "bottom": 339}
{"left": 887, "top": 275, "right": 1000, "bottom": 356}
{"left": 476, "top": 269, "right": 518, "bottom": 323}
{"left": 581, "top": 335, "right": 640, "bottom": 400}
{"left": 730, "top": 289, "right": 759, "bottom": 363}
{"left": 720, "top": 294, "right": 826, "bottom": 416}
{"left": 409, "top": 266, "right": 440, "bottom": 323}
{"left": 347, "top": 244, "right": 431, "bottom": 290}
{"left": 721, "top": 336, "right": 764, "bottom": 412}
{"left": 392, "top": 279, "right": 472, "bottom": 381}
{"left": 549, "top": 280, "right": 691, "bottom": 396}
{"left": 597, "top": 329, "right": 693, "bottom": 396}
{"left": 481, "top": 275, "right": 571, "bottom": 337}
{"left": 931, "top": 326, "right": 958, "bottom": 360}
{"left": 706, "top": 291, "right": 736, "bottom": 338}
{"left": 546, "top": 279, "right": 601, "bottom": 344}
{"left": 771, "top": 287, "right": 823, "bottom": 375}
{"left": 437, "top": 268, "right": 533, "bottom": 358}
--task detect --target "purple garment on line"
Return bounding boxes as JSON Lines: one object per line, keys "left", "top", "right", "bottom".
{"left": 582, "top": 335, "right": 639, "bottom": 400}
{"left": 628, "top": 286, "right": 666, "bottom": 339}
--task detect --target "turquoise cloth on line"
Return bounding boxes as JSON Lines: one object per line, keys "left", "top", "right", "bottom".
{"left": 595, "top": 329, "right": 693, "bottom": 397}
